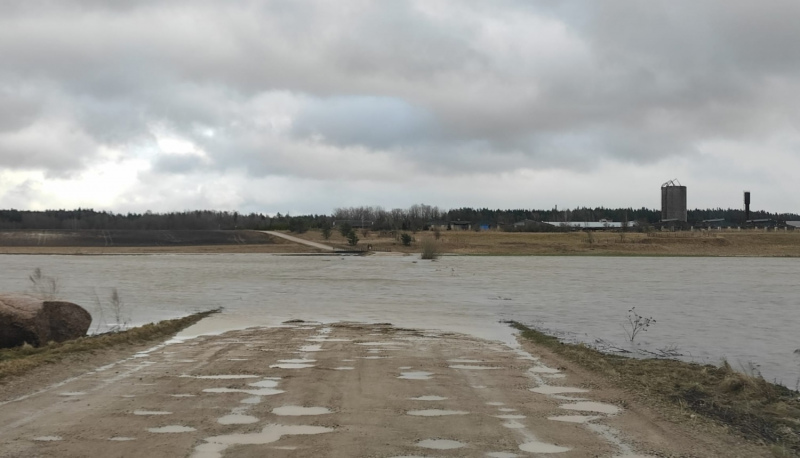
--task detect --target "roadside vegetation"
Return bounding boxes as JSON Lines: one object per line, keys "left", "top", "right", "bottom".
{"left": 0, "top": 309, "right": 220, "bottom": 381}
{"left": 510, "top": 322, "right": 800, "bottom": 456}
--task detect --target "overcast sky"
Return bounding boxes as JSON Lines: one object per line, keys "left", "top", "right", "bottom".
{"left": 1, "top": 1, "right": 799, "bottom": 215}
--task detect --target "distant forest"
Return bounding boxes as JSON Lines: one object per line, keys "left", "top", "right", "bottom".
{"left": 1, "top": 205, "right": 798, "bottom": 232}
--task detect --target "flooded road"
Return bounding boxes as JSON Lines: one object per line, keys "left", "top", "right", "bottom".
{"left": 0, "top": 254, "right": 798, "bottom": 386}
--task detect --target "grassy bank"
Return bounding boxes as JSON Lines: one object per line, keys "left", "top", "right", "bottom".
{"left": 290, "top": 229, "right": 800, "bottom": 257}
{"left": 510, "top": 322, "right": 800, "bottom": 455}
{"left": 0, "top": 309, "right": 219, "bottom": 381}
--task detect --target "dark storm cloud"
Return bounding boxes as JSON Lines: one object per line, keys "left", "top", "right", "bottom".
{"left": 0, "top": 0, "right": 798, "bottom": 180}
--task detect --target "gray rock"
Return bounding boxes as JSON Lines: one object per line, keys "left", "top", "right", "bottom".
{"left": 0, "top": 294, "right": 91, "bottom": 348}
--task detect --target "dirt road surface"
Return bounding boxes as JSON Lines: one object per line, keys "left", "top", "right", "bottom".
{"left": 0, "top": 324, "right": 765, "bottom": 457}
{"left": 262, "top": 231, "right": 338, "bottom": 252}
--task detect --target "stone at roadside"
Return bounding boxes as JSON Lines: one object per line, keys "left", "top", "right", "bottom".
{"left": 0, "top": 294, "right": 92, "bottom": 348}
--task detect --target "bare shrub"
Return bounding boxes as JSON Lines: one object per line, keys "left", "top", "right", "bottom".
{"left": 622, "top": 307, "right": 655, "bottom": 342}
{"left": 420, "top": 238, "right": 439, "bottom": 260}
{"left": 91, "top": 288, "right": 130, "bottom": 333}
{"left": 28, "top": 268, "right": 60, "bottom": 300}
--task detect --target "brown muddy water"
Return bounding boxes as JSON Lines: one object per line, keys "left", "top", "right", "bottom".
{"left": 0, "top": 254, "right": 798, "bottom": 387}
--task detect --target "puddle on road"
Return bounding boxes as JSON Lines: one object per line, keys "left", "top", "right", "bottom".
{"left": 182, "top": 374, "right": 260, "bottom": 380}
{"left": 448, "top": 358, "right": 483, "bottom": 363}
{"left": 487, "top": 453, "right": 519, "bottom": 458}
{"left": 498, "top": 408, "right": 516, "bottom": 412}
{"left": 270, "top": 363, "right": 315, "bottom": 369}
{"left": 341, "top": 359, "right": 355, "bottom": 362}
{"left": 249, "top": 380, "right": 280, "bottom": 388}
{"left": 306, "top": 337, "right": 351, "bottom": 342}
{"left": 519, "top": 441, "right": 571, "bottom": 453}
{"left": 410, "top": 395, "right": 447, "bottom": 401}
{"left": 278, "top": 358, "right": 316, "bottom": 364}
{"left": 360, "top": 356, "right": 390, "bottom": 360}
{"left": 59, "top": 392, "right": 85, "bottom": 396}
{"left": 486, "top": 402, "right": 505, "bottom": 406}
{"left": 148, "top": 425, "right": 196, "bottom": 433}
{"left": 495, "top": 414, "right": 526, "bottom": 419}
{"left": 218, "top": 414, "right": 259, "bottom": 425}
{"left": 530, "top": 386, "right": 589, "bottom": 395}
{"left": 299, "top": 345, "right": 322, "bottom": 352}
{"left": 416, "top": 439, "right": 466, "bottom": 450}
{"left": 241, "top": 396, "right": 261, "bottom": 404}
{"left": 528, "top": 366, "right": 560, "bottom": 374}
{"left": 227, "top": 358, "right": 249, "bottom": 361}
{"left": 407, "top": 409, "right": 468, "bottom": 416}
{"left": 108, "top": 437, "right": 136, "bottom": 441}
{"left": 334, "top": 366, "right": 354, "bottom": 370}
{"left": 272, "top": 406, "right": 332, "bottom": 416}
{"left": 560, "top": 402, "right": 621, "bottom": 415}
{"left": 398, "top": 371, "right": 433, "bottom": 380}
{"left": 547, "top": 415, "right": 602, "bottom": 424}
{"left": 133, "top": 410, "right": 171, "bottom": 415}
{"left": 194, "top": 424, "right": 334, "bottom": 458}
{"left": 33, "top": 436, "right": 62, "bottom": 441}
{"left": 203, "top": 387, "right": 285, "bottom": 396}
{"left": 357, "top": 342, "right": 407, "bottom": 346}
{"left": 449, "top": 365, "right": 501, "bottom": 370}
{"left": 502, "top": 421, "right": 526, "bottom": 429}
{"left": 543, "top": 373, "right": 567, "bottom": 379}
{"left": 171, "top": 394, "right": 196, "bottom": 398}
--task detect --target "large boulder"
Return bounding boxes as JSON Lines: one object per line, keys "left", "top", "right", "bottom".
{"left": 0, "top": 294, "right": 92, "bottom": 348}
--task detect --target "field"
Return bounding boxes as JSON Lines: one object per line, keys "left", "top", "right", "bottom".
{"left": 2, "top": 228, "right": 799, "bottom": 256}
{"left": 0, "top": 230, "right": 315, "bottom": 254}
{"left": 293, "top": 228, "right": 800, "bottom": 257}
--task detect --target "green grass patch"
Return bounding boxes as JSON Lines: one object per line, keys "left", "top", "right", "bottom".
{"left": 509, "top": 321, "right": 800, "bottom": 454}
{"left": 0, "top": 309, "right": 220, "bottom": 381}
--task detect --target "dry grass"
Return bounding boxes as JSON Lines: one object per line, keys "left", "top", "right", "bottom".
{"left": 0, "top": 309, "right": 220, "bottom": 381}
{"left": 510, "top": 322, "right": 800, "bottom": 454}
{"left": 289, "top": 229, "right": 800, "bottom": 257}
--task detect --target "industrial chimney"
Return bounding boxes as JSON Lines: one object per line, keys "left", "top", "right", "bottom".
{"left": 744, "top": 191, "right": 751, "bottom": 221}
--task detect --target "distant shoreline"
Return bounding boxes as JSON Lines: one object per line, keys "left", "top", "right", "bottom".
{"left": 1, "top": 229, "right": 799, "bottom": 257}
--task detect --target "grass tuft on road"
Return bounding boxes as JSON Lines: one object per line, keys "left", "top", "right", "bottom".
{"left": 510, "top": 321, "right": 800, "bottom": 455}
{"left": 0, "top": 309, "right": 220, "bottom": 381}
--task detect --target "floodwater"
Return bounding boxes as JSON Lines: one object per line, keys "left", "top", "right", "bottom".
{"left": 0, "top": 254, "right": 798, "bottom": 386}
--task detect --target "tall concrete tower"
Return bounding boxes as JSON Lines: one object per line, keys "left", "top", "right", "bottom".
{"left": 661, "top": 179, "right": 687, "bottom": 222}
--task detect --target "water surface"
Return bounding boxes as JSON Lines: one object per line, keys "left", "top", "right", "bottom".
{"left": 0, "top": 254, "right": 797, "bottom": 385}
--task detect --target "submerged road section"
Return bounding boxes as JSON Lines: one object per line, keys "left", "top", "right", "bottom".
{"left": 0, "top": 324, "right": 763, "bottom": 457}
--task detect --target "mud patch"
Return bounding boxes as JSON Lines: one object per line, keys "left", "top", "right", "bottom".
{"left": 449, "top": 365, "right": 501, "bottom": 370}
{"left": 33, "top": 436, "right": 62, "bottom": 441}
{"left": 416, "top": 439, "right": 466, "bottom": 450}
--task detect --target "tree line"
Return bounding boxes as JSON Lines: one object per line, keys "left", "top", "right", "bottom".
{"left": 0, "top": 206, "right": 797, "bottom": 232}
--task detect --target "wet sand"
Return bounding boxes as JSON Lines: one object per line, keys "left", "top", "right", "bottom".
{"left": 0, "top": 324, "right": 769, "bottom": 457}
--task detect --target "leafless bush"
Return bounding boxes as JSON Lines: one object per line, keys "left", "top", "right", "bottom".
{"left": 91, "top": 288, "right": 130, "bottom": 334}
{"left": 622, "top": 307, "right": 655, "bottom": 342}
{"left": 420, "top": 238, "right": 440, "bottom": 260}
{"left": 28, "top": 267, "right": 60, "bottom": 300}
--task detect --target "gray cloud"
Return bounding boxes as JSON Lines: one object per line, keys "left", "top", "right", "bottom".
{"left": 0, "top": 1, "right": 799, "bottom": 211}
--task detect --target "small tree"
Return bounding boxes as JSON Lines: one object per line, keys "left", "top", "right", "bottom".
{"left": 346, "top": 230, "right": 359, "bottom": 246}
{"left": 420, "top": 238, "right": 439, "bottom": 260}
{"left": 339, "top": 222, "right": 352, "bottom": 237}
{"left": 400, "top": 233, "right": 412, "bottom": 246}
{"left": 321, "top": 221, "right": 332, "bottom": 240}
{"left": 433, "top": 227, "right": 442, "bottom": 240}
